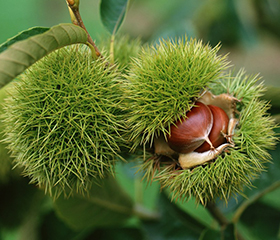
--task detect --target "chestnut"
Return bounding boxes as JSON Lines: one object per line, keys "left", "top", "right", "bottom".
{"left": 195, "top": 105, "right": 229, "bottom": 153}
{"left": 167, "top": 102, "right": 213, "bottom": 154}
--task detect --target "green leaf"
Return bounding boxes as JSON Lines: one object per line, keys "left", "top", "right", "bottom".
{"left": 53, "top": 176, "right": 134, "bottom": 230}
{"left": 200, "top": 224, "right": 237, "bottom": 240}
{"left": 231, "top": 128, "right": 280, "bottom": 219}
{"left": 223, "top": 224, "right": 237, "bottom": 240}
{"left": 172, "top": 195, "right": 215, "bottom": 229}
{"left": 261, "top": 85, "right": 280, "bottom": 110}
{"left": 261, "top": 187, "right": 280, "bottom": 211}
{"left": 0, "top": 26, "right": 49, "bottom": 54}
{"left": 100, "top": 0, "right": 129, "bottom": 35}
{"left": 0, "top": 23, "right": 88, "bottom": 89}
{"left": 237, "top": 202, "right": 280, "bottom": 240}
{"left": 39, "top": 211, "right": 82, "bottom": 240}
{"left": 115, "top": 160, "right": 160, "bottom": 211}
{"left": 85, "top": 227, "right": 144, "bottom": 240}
{"left": 142, "top": 193, "right": 207, "bottom": 240}
{"left": 0, "top": 177, "right": 43, "bottom": 229}
{"left": 200, "top": 229, "right": 221, "bottom": 240}
{"left": 217, "top": 128, "right": 280, "bottom": 222}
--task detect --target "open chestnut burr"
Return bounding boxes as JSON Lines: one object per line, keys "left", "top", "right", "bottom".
{"left": 154, "top": 91, "right": 239, "bottom": 169}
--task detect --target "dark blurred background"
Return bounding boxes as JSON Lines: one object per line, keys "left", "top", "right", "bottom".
{"left": 1, "top": 0, "right": 280, "bottom": 86}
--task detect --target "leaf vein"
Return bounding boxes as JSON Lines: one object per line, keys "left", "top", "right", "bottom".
{"left": 10, "top": 45, "right": 37, "bottom": 60}
{"left": 58, "top": 25, "right": 72, "bottom": 42}
{"left": 0, "top": 68, "right": 16, "bottom": 78}
{"left": 0, "top": 57, "right": 30, "bottom": 67}
{"left": 28, "top": 37, "right": 49, "bottom": 52}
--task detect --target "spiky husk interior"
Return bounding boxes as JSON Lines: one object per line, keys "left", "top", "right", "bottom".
{"left": 2, "top": 46, "right": 125, "bottom": 198}
{"left": 141, "top": 70, "right": 277, "bottom": 204}
{"left": 125, "top": 38, "right": 229, "bottom": 150}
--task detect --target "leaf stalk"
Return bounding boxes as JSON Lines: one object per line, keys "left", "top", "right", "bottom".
{"left": 110, "top": 35, "right": 115, "bottom": 64}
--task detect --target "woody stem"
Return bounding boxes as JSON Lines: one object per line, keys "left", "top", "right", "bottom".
{"left": 66, "top": 0, "right": 102, "bottom": 58}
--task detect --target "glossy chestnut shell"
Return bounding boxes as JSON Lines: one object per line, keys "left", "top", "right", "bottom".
{"left": 195, "top": 105, "right": 229, "bottom": 152}
{"left": 167, "top": 102, "right": 213, "bottom": 153}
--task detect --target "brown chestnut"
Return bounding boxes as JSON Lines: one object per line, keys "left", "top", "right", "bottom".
{"left": 195, "top": 105, "right": 229, "bottom": 153}
{"left": 167, "top": 102, "right": 213, "bottom": 154}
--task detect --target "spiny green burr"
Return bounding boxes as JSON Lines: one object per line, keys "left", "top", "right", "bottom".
{"left": 2, "top": 45, "right": 126, "bottom": 198}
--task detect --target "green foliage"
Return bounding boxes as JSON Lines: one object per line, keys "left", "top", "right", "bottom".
{"left": 100, "top": 0, "right": 130, "bottom": 63}
{"left": 53, "top": 176, "right": 133, "bottom": 230}
{"left": 196, "top": 0, "right": 246, "bottom": 47}
{"left": 262, "top": 85, "right": 280, "bottom": 110}
{"left": 0, "top": 24, "right": 88, "bottom": 89}
{"left": 253, "top": 0, "right": 280, "bottom": 39}
{"left": 2, "top": 46, "right": 126, "bottom": 198}
{"left": 0, "top": 26, "right": 49, "bottom": 54}
{"left": 0, "top": 177, "right": 41, "bottom": 229}
{"left": 85, "top": 227, "right": 144, "bottom": 240}
{"left": 237, "top": 201, "right": 280, "bottom": 240}
{"left": 125, "top": 37, "right": 229, "bottom": 149}
{"left": 100, "top": 0, "right": 129, "bottom": 35}
{"left": 39, "top": 211, "right": 78, "bottom": 240}
{"left": 142, "top": 193, "right": 206, "bottom": 239}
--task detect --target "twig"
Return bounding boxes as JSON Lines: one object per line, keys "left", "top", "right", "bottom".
{"left": 205, "top": 201, "right": 245, "bottom": 240}
{"left": 232, "top": 180, "right": 280, "bottom": 224}
{"left": 205, "top": 201, "right": 229, "bottom": 229}
{"left": 66, "top": 0, "right": 102, "bottom": 58}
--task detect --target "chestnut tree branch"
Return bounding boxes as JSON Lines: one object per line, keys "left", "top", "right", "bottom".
{"left": 66, "top": 0, "right": 102, "bottom": 58}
